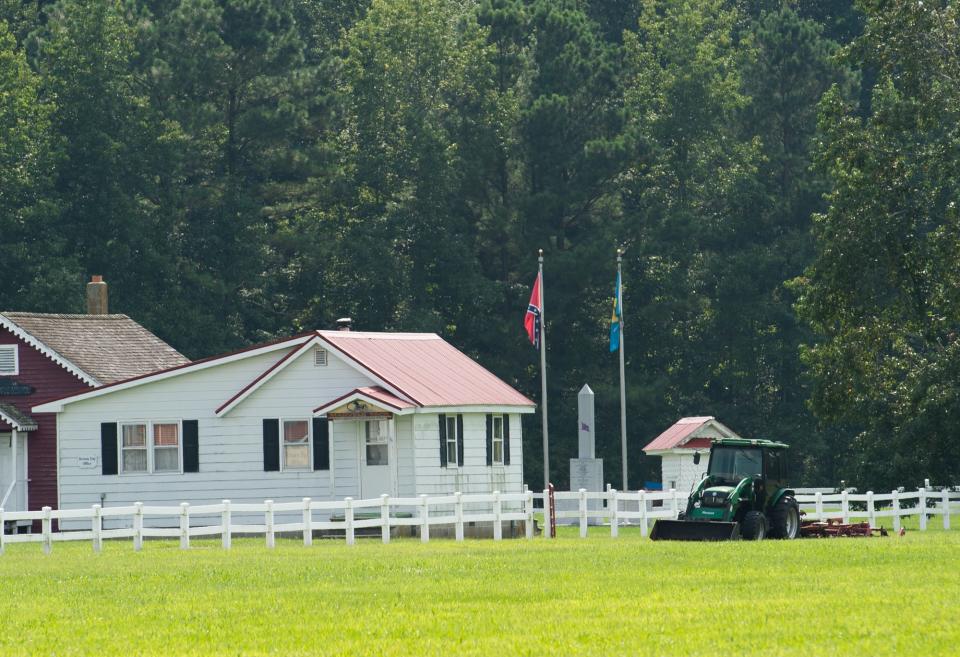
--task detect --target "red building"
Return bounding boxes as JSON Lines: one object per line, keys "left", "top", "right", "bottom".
{"left": 0, "top": 278, "right": 187, "bottom": 527}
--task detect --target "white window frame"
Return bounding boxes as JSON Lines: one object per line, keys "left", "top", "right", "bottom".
{"left": 281, "top": 418, "right": 312, "bottom": 472}
{"left": 117, "top": 420, "right": 184, "bottom": 475}
{"left": 119, "top": 422, "right": 149, "bottom": 475}
{"left": 445, "top": 415, "right": 459, "bottom": 468}
{"left": 492, "top": 414, "right": 505, "bottom": 466}
{"left": 151, "top": 420, "right": 183, "bottom": 474}
{"left": 0, "top": 344, "right": 18, "bottom": 376}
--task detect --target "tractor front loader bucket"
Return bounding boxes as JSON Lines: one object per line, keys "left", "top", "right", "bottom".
{"left": 650, "top": 520, "right": 739, "bottom": 541}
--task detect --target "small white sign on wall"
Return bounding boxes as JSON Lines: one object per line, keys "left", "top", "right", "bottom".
{"left": 77, "top": 456, "right": 98, "bottom": 469}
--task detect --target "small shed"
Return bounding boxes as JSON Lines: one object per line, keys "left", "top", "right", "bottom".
{"left": 642, "top": 417, "right": 739, "bottom": 494}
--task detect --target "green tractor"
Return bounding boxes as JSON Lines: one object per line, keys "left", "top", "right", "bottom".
{"left": 650, "top": 438, "right": 801, "bottom": 541}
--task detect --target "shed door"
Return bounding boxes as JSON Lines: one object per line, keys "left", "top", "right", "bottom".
{"left": 360, "top": 420, "right": 393, "bottom": 498}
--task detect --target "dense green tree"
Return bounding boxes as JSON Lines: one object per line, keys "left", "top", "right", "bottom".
{"left": 0, "top": 19, "right": 77, "bottom": 310}
{"left": 795, "top": 1, "right": 960, "bottom": 488}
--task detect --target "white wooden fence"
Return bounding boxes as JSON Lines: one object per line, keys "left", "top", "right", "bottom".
{"left": 0, "top": 486, "right": 957, "bottom": 553}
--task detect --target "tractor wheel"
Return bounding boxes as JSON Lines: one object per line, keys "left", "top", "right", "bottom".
{"left": 741, "top": 511, "right": 767, "bottom": 540}
{"left": 769, "top": 496, "right": 801, "bottom": 539}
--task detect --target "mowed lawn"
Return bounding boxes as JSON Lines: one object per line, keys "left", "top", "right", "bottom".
{"left": 1, "top": 525, "right": 958, "bottom": 656}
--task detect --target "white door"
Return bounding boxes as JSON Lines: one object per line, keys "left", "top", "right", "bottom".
{"left": 0, "top": 432, "right": 27, "bottom": 512}
{"left": 360, "top": 420, "right": 393, "bottom": 498}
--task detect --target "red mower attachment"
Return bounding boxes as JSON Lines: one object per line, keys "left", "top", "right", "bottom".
{"left": 800, "top": 518, "right": 889, "bottom": 538}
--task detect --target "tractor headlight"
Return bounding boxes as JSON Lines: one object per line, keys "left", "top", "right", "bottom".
{"left": 693, "top": 501, "right": 701, "bottom": 509}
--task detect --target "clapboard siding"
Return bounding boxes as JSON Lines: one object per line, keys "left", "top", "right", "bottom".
{"left": 412, "top": 413, "right": 524, "bottom": 495}
{"left": 396, "top": 416, "right": 415, "bottom": 496}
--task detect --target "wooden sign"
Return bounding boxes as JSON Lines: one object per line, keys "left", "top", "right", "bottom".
{"left": 327, "top": 411, "right": 393, "bottom": 420}
{"left": 0, "top": 379, "right": 34, "bottom": 396}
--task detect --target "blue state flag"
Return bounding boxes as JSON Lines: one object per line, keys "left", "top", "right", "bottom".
{"left": 609, "top": 270, "right": 622, "bottom": 352}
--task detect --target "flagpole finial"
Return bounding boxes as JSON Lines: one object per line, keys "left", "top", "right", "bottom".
{"left": 538, "top": 248, "right": 544, "bottom": 264}
{"left": 617, "top": 247, "right": 622, "bottom": 263}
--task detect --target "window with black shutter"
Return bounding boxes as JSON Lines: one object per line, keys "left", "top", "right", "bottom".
{"left": 263, "top": 419, "right": 280, "bottom": 471}
{"left": 313, "top": 417, "right": 330, "bottom": 470}
{"left": 100, "top": 422, "right": 118, "bottom": 475}
{"left": 183, "top": 420, "right": 199, "bottom": 472}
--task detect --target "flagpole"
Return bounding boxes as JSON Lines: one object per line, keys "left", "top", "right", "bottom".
{"left": 539, "top": 249, "right": 550, "bottom": 490}
{"left": 618, "top": 248, "right": 628, "bottom": 491}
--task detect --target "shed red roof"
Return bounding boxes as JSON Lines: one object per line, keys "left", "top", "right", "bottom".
{"left": 319, "top": 331, "right": 534, "bottom": 408}
{"left": 643, "top": 416, "right": 715, "bottom": 452}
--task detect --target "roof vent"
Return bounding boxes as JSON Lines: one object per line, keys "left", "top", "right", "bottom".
{"left": 86, "top": 276, "right": 108, "bottom": 315}
{"left": 336, "top": 317, "right": 352, "bottom": 331}
{"left": 314, "top": 348, "right": 328, "bottom": 367}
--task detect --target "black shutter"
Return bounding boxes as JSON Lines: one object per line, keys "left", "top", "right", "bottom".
{"left": 101, "top": 422, "right": 117, "bottom": 475}
{"left": 438, "top": 414, "right": 447, "bottom": 467}
{"left": 485, "top": 414, "right": 493, "bottom": 466}
{"left": 263, "top": 419, "right": 280, "bottom": 471}
{"left": 313, "top": 417, "right": 330, "bottom": 470}
{"left": 456, "top": 415, "right": 464, "bottom": 467}
{"left": 183, "top": 420, "right": 199, "bottom": 472}
{"left": 503, "top": 414, "right": 511, "bottom": 465}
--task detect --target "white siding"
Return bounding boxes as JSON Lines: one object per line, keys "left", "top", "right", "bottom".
{"left": 659, "top": 453, "right": 709, "bottom": 494}
{"left": 412, "top": 413, "right": 524, "bottom": 495}
{"left": 396, "top": 415, "right": 415, "bottom": 496}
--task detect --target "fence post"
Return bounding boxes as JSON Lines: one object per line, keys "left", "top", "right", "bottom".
{"left": 610, "top": 488, "right": 619, "bottom": 538}
{"left": 265, "top": 500, "right": 275, "bottom": 549}
{"left": 669, "top": 488, "right": 679, "bottom": 520}
{"left": 454, "top": 492, "right": 464, "bottom": 542}
{"left": 493, "top": 491, "right": 503, "bottom": 541}
{"left": 381, "top": 494, "right": 391, "bottom": 544}
{"left": 639, "top": 490, "right": 648, "bottom": 537}
{"left": 524, "top": 488, "right": 534, "bottom": 540}
{"left": 919, "top": 488, "right": 928, "bottom": 531}
{"left": 866, "top": 491, "right": 875, "bottom": 528}
{"left": 302, "top": 498, "right": 312, "bottom": 547}
{"left": 42, "top": 506, "right": 52, "bottom": 554}
{"left": 943, "top": 489, "right": 951, "bottom": 530}
{"left": 133, "top": 502, "right": 143, "bottom": 551}
{"left": 841, "top": 490, "right": 849, "bottom": 524}
{"left": 579, "top": 488, "right": 588, "bottom": 538}
{"left": 419, "top": 494, "right": 431, "bottom": 543}
{"left": 222, "top": 500, "right": 232, "bottom": 550}
{"left": 92, "top": 504, "right": 102, "bottom": 553}
{"left": 345, "top": 497, "right": 355, "bottom": 546}
{"left": 892, "top": 490, "right": 900, "bottom": 534}
{"left": 0, "top": 508, "right": 5, "bottom": 556}
{"left": 542, "top": 488, "right": 551, "bottom": 539}
{"left": 815, "top": 492, "right": 823, "bottom": 521}
{"left": 179, "top": 503, "right": 190, "bottom": 550}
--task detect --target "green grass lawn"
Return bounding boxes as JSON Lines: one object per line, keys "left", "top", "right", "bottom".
{"left": 1, "top": 526, "right": 958, "bottom": 656}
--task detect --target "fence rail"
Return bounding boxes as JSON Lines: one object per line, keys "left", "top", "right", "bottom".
{"left": 1, "top": 485, "right": 957, "bottom": 554}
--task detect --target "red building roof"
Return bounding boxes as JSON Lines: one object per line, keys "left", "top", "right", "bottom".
{"left": 319, "top": 331, "right": 534, "bottom": 408}
{"left": 643, "top": 416, "right": 724, "bottom": 452}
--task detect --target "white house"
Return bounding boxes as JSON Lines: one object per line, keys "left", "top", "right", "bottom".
{"left": 642, "top": 416, "right": 739, "bottom": 494}
{"left": 34, "top": 328, "right": 534, "bottom": 527}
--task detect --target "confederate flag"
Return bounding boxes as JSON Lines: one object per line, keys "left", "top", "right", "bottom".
{"left": 524, "top": 272, "right": 543, "bottom": 349}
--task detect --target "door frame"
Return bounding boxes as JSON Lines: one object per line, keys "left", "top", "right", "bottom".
{"left": 356, "top": 417, "right": 399, "bottom": 498}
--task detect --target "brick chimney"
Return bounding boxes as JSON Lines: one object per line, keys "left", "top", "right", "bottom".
{"left": 336, "top": 317, "right": 352, "bottom": 331}
{"left": 86, "top": 276, "right": 108, "bottom": 315}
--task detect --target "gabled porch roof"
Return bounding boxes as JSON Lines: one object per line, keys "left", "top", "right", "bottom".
{"left": 313, "top": 386, "right": 417, "bottom": 417}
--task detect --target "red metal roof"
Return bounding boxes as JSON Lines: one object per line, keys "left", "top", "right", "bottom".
{"left": 319, "top": 331, "right": 534, "bottom": 408}
{"left": 313, "top": 386, "right": 416, "bottom": 414}
{"left": 643, "top": 416, "right": 715, "bottom": 452}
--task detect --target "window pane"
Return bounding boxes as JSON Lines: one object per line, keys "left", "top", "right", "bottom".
{"left": 446, "top": 417, "right": 457, "bottom": 439}
{"left": 284, "top": 444, "right": 309, "bottom": 469}
{"left": 446, "top": 440, "right": 458, "bottom": 465}
{"left": 493, "top": 441, "right": 503, "bottom": 464}
{"left": 493, "top": 417, "right": 503, "bottom": 440}
{"left": 122, "top": 449, "right": 147, "bottom": 473}
{"left": 122, "top": 424, "right": 146, "bottom": 447}
{"left": 154, "top": 447, "right": 179, "bottom": 472}
{"left": 284, "top": 420, "right": 309, "bottom": 443}
{"left": 154, "top": 423, "right": 179, "bottom": 447}
{"left": 366, "top": 444, "right": 389, "bottom": 466}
